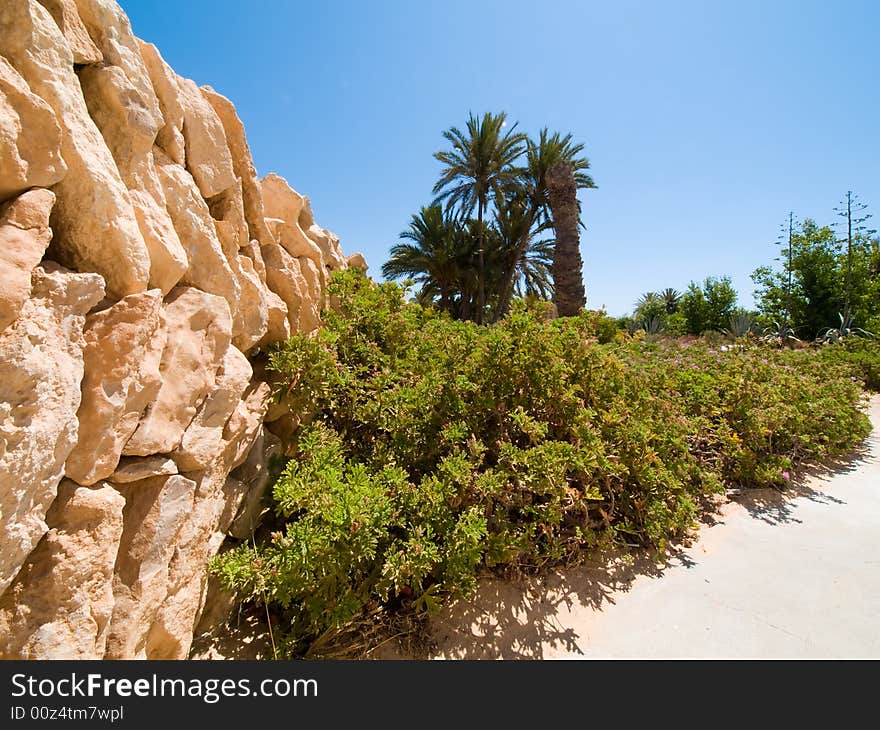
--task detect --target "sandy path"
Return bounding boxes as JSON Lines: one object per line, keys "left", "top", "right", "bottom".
{"left": 392, "top": 395, "right": 880, "bottom": 659}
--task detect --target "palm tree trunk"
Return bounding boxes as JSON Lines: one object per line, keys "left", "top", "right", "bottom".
{"left": 546, "top": 161, "right": 585, "bottom": 317}
{"left": 477, "top": 196, "right": 485, "bottom": 325}
{"left": 494, "top": 230, "right": 532, "bottom": 321}
{"left": 440, "top": 284, "right": 452, "bottom": 313}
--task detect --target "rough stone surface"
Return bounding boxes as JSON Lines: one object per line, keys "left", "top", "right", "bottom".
{"left": 137, "top": 41, "right": 185, "bottom": 166}
{"left": 177, "top": 76, "right": 236, "bottom": 200}
{"left": 260, "top": 174, "right": 325, "bottom": 277}
{"left": 72, "top": 0, "right": 162, "bottom": 127}
{"left": 154, "top": 148, "right": 240, "bottom": 314}
{"left": 261, "top": 241, "right": 323, "bottom": 334}
{"left": 228, "top": 428, "right": 282, "bottom": 539}
{"left": 298, "top": 256, "right": 324, "bottom": 332}
{"left": 0, "top": 55, "right": 67, "bottom": 202}
{"left": 0, "top": 0, "right": 354, "bottom": 659}
{"left": 105, "top": 474, "right": 195, "bottom": 660}
{"left": 36, "top": 0, "right": 102, "bottom": 65}
{"left": 78, "top": 63, "right": 188, "bottom": 294}
{"left": 240, "top": 238, "right": 267, "bottom": 281}
{"left": 307, "top": 223, "right": 347, "bottom": 271}
{"left": 0, "top": 189, "right": 55, "bottom": 332}
{"left": 346, "top": 251, "right": 368, "bottom": 271}
{"left": 172, "top": 345, "right": 252, "bottom": 472}
{"left": 0, "top": 0, "right": 150, "bottom": 298}
{"left": 124, "top": 286, "right": 232, "bottom": 456}
{"left": 231, "top": 254, "right": 268, "bottom": 352}
{"left": 146, "top": 381, "right": 268, "bottom": 659}
{"left": 202, "top": 86, "right": 273, "bottom": 248}
{"left": 0, "top": 264, "right": 105, "bottom": 596}
{"left": 109, "top": 455, "right": 177, "bottom": 484}
{"left": 208, "top": 183, "right": 249, "bottom": 255}
{"left": 0, "top": 481, "right": 124, "bottom": 659}
{"left": 65, "top": 290, "right": 163, "bottom": 485}
{"left": 259, "top": 287, "right": 291, "bottom": 348}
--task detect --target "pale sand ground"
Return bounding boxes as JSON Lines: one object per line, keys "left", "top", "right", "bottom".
{"left": 194, "top": 396, "right": 879, "bottom": 659}
{"left": 380, "top": 395, "right": 880, "bottom": 659}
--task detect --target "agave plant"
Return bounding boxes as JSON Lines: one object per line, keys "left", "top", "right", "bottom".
{"left": 818, "top": 312, "right": 876, "bottom": 344}
{"left": 761, "top": 321, "right": 800, "bottom": 347}
{"left": 726, "top": 310, "right": 755, "bottom": 339}
{"left": 641, "top": 315, "right": 665, "bottom": 335}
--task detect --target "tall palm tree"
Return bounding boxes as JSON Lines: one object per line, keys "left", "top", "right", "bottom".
{"left": 496, "top": 127, "right": 596, "bottom": 317}
{"left": 382, "top": 205, "right": 467, "bottom": 314}
{"left": 523, "top": 128, "right": 596, "bottom": 224}
{"left": 433, "top": 112, "right": 526, "bottom": 323}
{"left": 545, "top": 161, "right": 585, "bottom": 316}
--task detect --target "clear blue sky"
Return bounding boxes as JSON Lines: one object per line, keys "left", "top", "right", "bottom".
{"left": 121, "top": 0, "right": 878, "bottom": 316}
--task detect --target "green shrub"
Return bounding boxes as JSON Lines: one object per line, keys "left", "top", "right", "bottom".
{"left": 664, "top": 311, "right": 688, "bottom": 336}
{"left": 577, "top": 309, "right": 621, "bottom": 344}
{"left": 815, "top": 339, "right": 880, "bottom": 391}
{"left": 214, "top": 270, "right": 872, "bottom": 656}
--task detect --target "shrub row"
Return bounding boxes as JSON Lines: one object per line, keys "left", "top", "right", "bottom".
{"left": 213, "top": 271, "right": 872, "bottom": 656}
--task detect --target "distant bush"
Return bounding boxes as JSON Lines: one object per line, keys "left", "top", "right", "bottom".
{"left": 664, "top": 311, "right": 688, "bottom": 337}
{"left": 214, "top": 270, "right": 872, "bottom": 656}
{"left": 578, "top": 309, "right": 620, "bottom": 344}
{"left": 816, "top": 339, "right": 880, "bottom": 391}
{"left": 681, "top": 277, "right": 738, "bottom": 334}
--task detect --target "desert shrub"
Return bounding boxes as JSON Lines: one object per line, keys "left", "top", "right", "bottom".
{"left": 578, "top": 309, "right": 621, "bottom": 344}
{"left": 815, "top": 339, "right": 880, "bottom": 391}
{"left": 681, "top": 277, "right": 738, "bottom": 334}
{"left": 664, "top": 311, "right": 688, "bottom": 337}
{"left": 214, "top": 270, "right": 871, "bottom": 656}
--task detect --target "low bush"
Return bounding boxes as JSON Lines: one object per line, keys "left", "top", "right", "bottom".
{"left": 214, "top": 270, "right": 872, "bottom": 656}
{"left": 814, "top": 339, "right": 880, "bottom": 391}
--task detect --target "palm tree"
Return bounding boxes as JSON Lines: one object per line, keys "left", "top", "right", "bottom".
{"left": 545, "top": 161, "right": 585, "bottom": 315}
{"left": 634, "top": 292, "right": 665, "bottom": 324}
{"left": 523, "top": 128, "right": 596, "bottom": 224}
{"left": 433, "top": 112, "right": 526, "bottom": 323}
{"left": 382, "top": 205, "right": 467, "bottom": 314}
{"left": 513, "top": 237, "right": 554, "bottom": 300}
{"left": 490, "top": 187, "right": 542, "bottom": 319}
{"left": 660, "top": 287, "right": 681, "bottom": 313}
{"left": 489, "top": 129, "right": 595, "bottom": 320}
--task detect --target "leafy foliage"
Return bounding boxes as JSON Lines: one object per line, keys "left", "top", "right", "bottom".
{"left": 816, "top": 338, "right": 880, "bottom": 391}
{"left": 753, "top": 219, "right": 880, "bottom": 340}
{"left": 215, "top": 270, "right": 871, "bottom": 656}
{"left": 680, "top": 276, "right": 738, "bottom": 334}
{"left": 384, "top": 114, "right": 595, "bottom": 323}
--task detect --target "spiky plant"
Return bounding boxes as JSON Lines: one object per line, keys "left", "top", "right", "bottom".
{"left": 660, "top": 287, "right": 681, "bottom": 314}
{"left": 433, "top": 113, "right": 527, "bottom": 323}
{"left": 726, "top": 310, "right": 755, "bottom": 339}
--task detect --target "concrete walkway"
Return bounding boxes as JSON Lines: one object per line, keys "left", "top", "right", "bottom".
{"left": 404, "top": 395, "right": 880, "bottom": 659}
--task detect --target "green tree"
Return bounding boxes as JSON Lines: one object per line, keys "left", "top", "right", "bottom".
{"left": 680, "top": 276, "right": 738, "bottom": 334}
{"left": 660, "top": 287, "right": 681, "bottom": 314}
{"left": 433, "top": 112, "right": 526, "bottom": 323}
{"left": 382, "top": 205, "right": 468, "bottom": 315}
{"left": 752, "top": 219, "right": 842, "bottom": 339}
{"left": 834, "top": 191, "right": 875, "bottom": 322}
{"left": 383, "top": 203, "right": 554, "bottom": 322}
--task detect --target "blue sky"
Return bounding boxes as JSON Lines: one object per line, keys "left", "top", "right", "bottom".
{"left": 121, "top": 0, "right": 879, "bottom": 316}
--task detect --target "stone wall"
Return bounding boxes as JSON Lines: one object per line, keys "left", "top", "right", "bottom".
{"left": 0, "top": 0, "right": 364, "bottom": 658}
